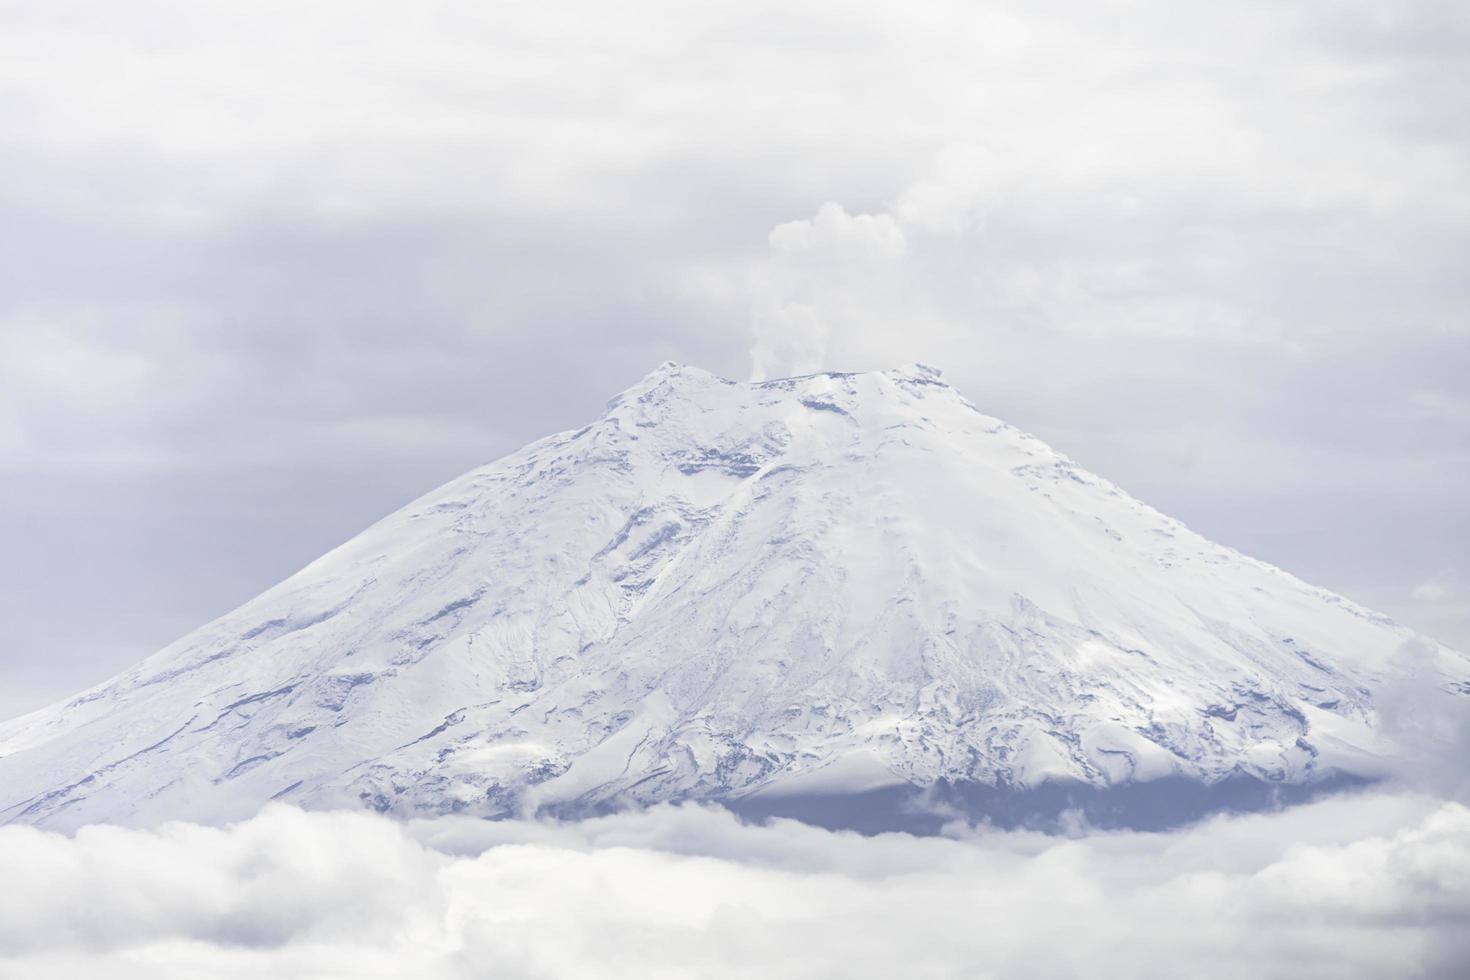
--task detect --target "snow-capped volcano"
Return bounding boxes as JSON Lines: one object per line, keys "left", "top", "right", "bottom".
{"left": 2, "top": 363, "right": 1465, "bottom": 831}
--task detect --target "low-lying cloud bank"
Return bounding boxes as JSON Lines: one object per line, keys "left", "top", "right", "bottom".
{"left": 2, "top": 790, "right": 1468, "bottom": 979}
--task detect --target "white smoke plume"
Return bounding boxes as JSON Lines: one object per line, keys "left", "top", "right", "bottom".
{"left": 748, "top": 202, "right": 907, "bottom": 381}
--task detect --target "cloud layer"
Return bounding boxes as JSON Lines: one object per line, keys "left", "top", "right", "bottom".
{"left": 2, "top": 793, "right": 1468, "bottom": 979}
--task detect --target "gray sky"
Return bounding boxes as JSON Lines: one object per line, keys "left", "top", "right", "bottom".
{"left": 1, "top": 0, "right": 1466, "bottom": 719}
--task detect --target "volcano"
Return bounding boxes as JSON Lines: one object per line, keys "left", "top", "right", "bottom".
{"left": 2, "top": 363, "right": 1463, "bottom": 832}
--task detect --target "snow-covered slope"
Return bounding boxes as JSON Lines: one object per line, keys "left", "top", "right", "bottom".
{"left": 2, "top": 363, "right": 1465, "bottom": 831}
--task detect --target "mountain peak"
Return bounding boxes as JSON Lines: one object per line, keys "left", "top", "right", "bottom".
{"left": 642, "top": 359, "right": 692, "bottom": 381}
{"left": 611, "top": 361, "right": 958, "bottom": 423}
{"left": 631, "top": 360, "right": 948, "bottom": 391}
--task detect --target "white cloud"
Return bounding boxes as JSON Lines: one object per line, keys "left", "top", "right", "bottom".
{"left": 1404, "top": 570, "right": 1470, "bottom": 658}
{"left": 1415, "top": 580, "right": 1453, "bottom": 602}
{"left": 767, "top": 204, "right": 909, "bottom": 258}
{"left": 1, "top": 794, "right": 1468, "bottom": 979}
{"left": 892, "top": 144, "right": 1008, "bottom": 236}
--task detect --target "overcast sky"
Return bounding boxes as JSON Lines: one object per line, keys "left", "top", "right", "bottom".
{"left": 1, "top": 0, "right": 1467, "bottom": 719}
